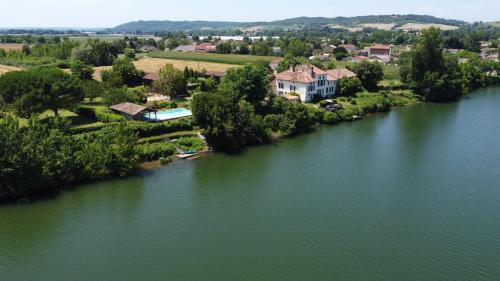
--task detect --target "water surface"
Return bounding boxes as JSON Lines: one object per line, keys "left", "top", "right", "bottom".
{"left": 1, "top": 87, "right": 500, "bottom": 281}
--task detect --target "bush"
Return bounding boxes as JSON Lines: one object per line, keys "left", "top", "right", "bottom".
{"left": 160, "top": 156, "right": 173, "bottom": 165}
{"left": 137, "top": 142, "right": 176, "bottom": 162}
{"left": 95, "top": 110, "right": 125, "bottom": 123}
{"left": 322, "top": 112, "right": 342, "bottom": 125}
{"left": 77, "top": 105, "right": 124, "bottom": 123}
{"left": 177, "top": 137, "right": 205, "bottom": 152}
{"left": 128, "top": 118, "right": 194, "bottom": 138}
{"left": 339, "top": 77, "right": 363, "bottom": 97}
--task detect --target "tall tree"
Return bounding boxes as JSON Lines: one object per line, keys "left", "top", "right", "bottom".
{"left": 401, "top": 27, "right": 465, "bottom": 102}
{"left": 70, "top": 60, "right": 94, "bottom": 80}
{"left": 153, "top": 64, "right": 187, "bottom": 98}
{"left": 350, "top": 61, "right": 384, "bottom": 91}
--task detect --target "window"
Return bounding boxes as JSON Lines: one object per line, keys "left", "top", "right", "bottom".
{"left": 278, "top": 83, "right": 284, "bottom": 89}
{"left": 290, "top": 85, "right": 296, "bottom": 91}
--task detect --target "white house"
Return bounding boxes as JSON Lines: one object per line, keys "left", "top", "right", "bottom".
{"left": 275, "top": 64, "right": 357, "bottom": 103}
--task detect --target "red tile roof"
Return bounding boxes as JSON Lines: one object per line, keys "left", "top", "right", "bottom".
{"left": 370, "top": 44, "right": 392, "bottom": 50}
{"left": 275, "top": 64, "right": 326, "bottom": 83}
{"left": 326, "top": 68, "right": 357, "bottom": 80}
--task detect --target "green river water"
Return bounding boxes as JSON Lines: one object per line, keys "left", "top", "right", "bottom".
{"left": 1, "top": 87, "right": 500, "bottom": 281}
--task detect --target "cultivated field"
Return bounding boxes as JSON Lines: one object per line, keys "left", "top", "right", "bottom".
{"left": 149, "top": 51, "right": 278, "bottom": 65}
{"left": 396, "top": 23, "right": 459, "bottom": 31}
{"left": 359, "top": 23, "right": 397, "bottom": 30}
{"left": 92, "top": 57, "right": 241, "bottom": 80}
{"left": 0, "top": 43, "right": 24, "bottom": 51}
{"left": 0, "top": 64, "right": 23, "bottom": 75}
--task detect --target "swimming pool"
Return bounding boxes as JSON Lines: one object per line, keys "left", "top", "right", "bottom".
{"left": 145, "top": 108, "right": 193, "bottom": 121}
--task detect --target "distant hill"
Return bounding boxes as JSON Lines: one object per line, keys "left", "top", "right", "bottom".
{"left": 109, "top": 15, "right": 468, "bottom": 33}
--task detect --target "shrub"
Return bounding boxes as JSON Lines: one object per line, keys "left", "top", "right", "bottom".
{"left": 322, "top": 112, "right": 341, "bottom": 125}
{"left": 127, "top": 118, "right": 194, "bottom": 138}
{"left": 137, "top": 142, "right": 176, "bottom": 162}
{"left": 160, "top": 156, "right": 173, "bottom": 165}
{"left": 177, "top": 137, "right": 205, "bottom": 152}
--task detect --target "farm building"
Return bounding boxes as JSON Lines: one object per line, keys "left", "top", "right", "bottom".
{"left": 338, "top": 44, "right": 357, "bottom": 53}
{"left": 195, "top": 43, "right": 217, "bottom": 53}
{"left": 173, "top": 45, "right": 196, "bottom": 52}
{"left": 369, "top": 45, "right": 392, "bottom": 56}
{"left": 140, "top": 45, "right": 160, "bottom": 52}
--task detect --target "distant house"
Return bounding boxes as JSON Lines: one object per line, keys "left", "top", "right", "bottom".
{"left": 309, "top": 54, "right": 330, "bottom": 61}
{"left": 349, "top": 56, "right": 370, "bottom": 63}
{"left": 369, "top": 45, "right": 392, "bottom": 56}
{"left": 370, "top": 55, "right": 391, "bottom": 64}
{"left": 272, "top": 47, "right": 282, "bottom": 55}
{"left": 339, "top": 44, "right": 357, "bottom": 53}
{"left": 139, "top": 45, "right": 160, "bottom": 53}
{"left": 486, "top": 53, "right": 499, "bottom": 62}
{"left": 195, "top": 43, "right": 217, "bottom": 53}
{"left": 275, "top": 64, "right": 357, "bottom": 103}
{"left": 143, "top": 72, "right": 160, "bottom": 84}
{"left": 323, "top": 44, "right": 337, "bottom": 53}
{"left": 173, "top": 45, "right": 196, "bottom": 52}
{"left": 353, "top": 48, "right": 370, "bottom": 57}
{"left": 205, "top": 70, "right": 226, "bottom": 79}
{"left": 110, "top": 102, "right": 156, "bottom": 120}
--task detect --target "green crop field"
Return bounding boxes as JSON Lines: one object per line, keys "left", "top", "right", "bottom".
{"left": 148, "top": 51, "right": 279, "bottom": 65}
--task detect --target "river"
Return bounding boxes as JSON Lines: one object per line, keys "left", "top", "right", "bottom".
{"left": 1, "top": 87, "right": 500, "bottom": 281}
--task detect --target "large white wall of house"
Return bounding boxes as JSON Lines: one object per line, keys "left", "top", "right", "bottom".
{"left": 276, "top": 80, "right": 340, "bottom": 103}
{"left": 277, "top": 80, "right": 310, "bottom": 102}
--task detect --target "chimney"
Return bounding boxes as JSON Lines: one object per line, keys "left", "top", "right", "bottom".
{"left": 310, "top": 66, "right": 315, "bottom": 78}
{"left": 290, "top": 65, "right": 296, "bottom": 72}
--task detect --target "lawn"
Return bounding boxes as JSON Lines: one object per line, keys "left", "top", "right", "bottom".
{"left": 149, "top": 51, "right": 279, "bottom": 65}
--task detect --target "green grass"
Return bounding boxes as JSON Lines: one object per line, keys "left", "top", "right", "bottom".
{"left": 336, "top": 90, "right": 419, "bottom": 114}
{"left": 177, "top": 136, "right": 206, "bottom": 152}
{"left": 138, "top": 130, "right": 201, "bottom": 144}
{"left": 148, "top": 51, "right": 279, "bottom": 65}
{"left": 383, "top": 64, "right": 401, "bottom": 81}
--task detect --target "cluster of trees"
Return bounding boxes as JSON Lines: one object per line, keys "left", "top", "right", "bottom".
{"left": 400, "top": 28, "right": 474, "bottom": 102}
{"left": 71, "top": 39, "right": 119, "bottom": 66}
{"left": 216, "top": 41, "right": 250, "bottom": 54}
{"left": 348, "top": 61, "right": 384, "bottom": 92}
{"left": 0, "top": 117, "right": 139, "bottom": 203}
{"left": 153, "top": 64, "right": 187, "bottom": 98}
{"left": 192, "top": 64, "right": 324, "bottom": 151}
{"left": 101, "top": 58, "right": 144, "bottom": 87}
{"left": 0, "top": 67, "right": 84, "bottom": 117}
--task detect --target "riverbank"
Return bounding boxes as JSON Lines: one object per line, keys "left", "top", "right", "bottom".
{"left": 2, "top": 87, "right": 500, "bottom": 281}
{"left": 0, "top": 88, "right": 419, "bottom": 205}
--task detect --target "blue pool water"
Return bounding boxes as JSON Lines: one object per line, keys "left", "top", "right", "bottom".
{"left": 145, "top": 108, "right": 192, "bottom": 121}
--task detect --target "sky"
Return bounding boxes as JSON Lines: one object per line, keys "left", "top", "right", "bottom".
{"left": 1, "top": 0, "right": 499, "bottom": 28}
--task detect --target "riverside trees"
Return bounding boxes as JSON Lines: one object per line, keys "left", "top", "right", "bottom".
{"left": 0, "top": 117, "right": 139, "bottom": 203}
{"left": 400, "top": 27, "right": 464, "bottom": 102}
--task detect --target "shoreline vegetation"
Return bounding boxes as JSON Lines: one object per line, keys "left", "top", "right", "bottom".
{"left": 1, "top": 27, "right": 499, "bottom": 205}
